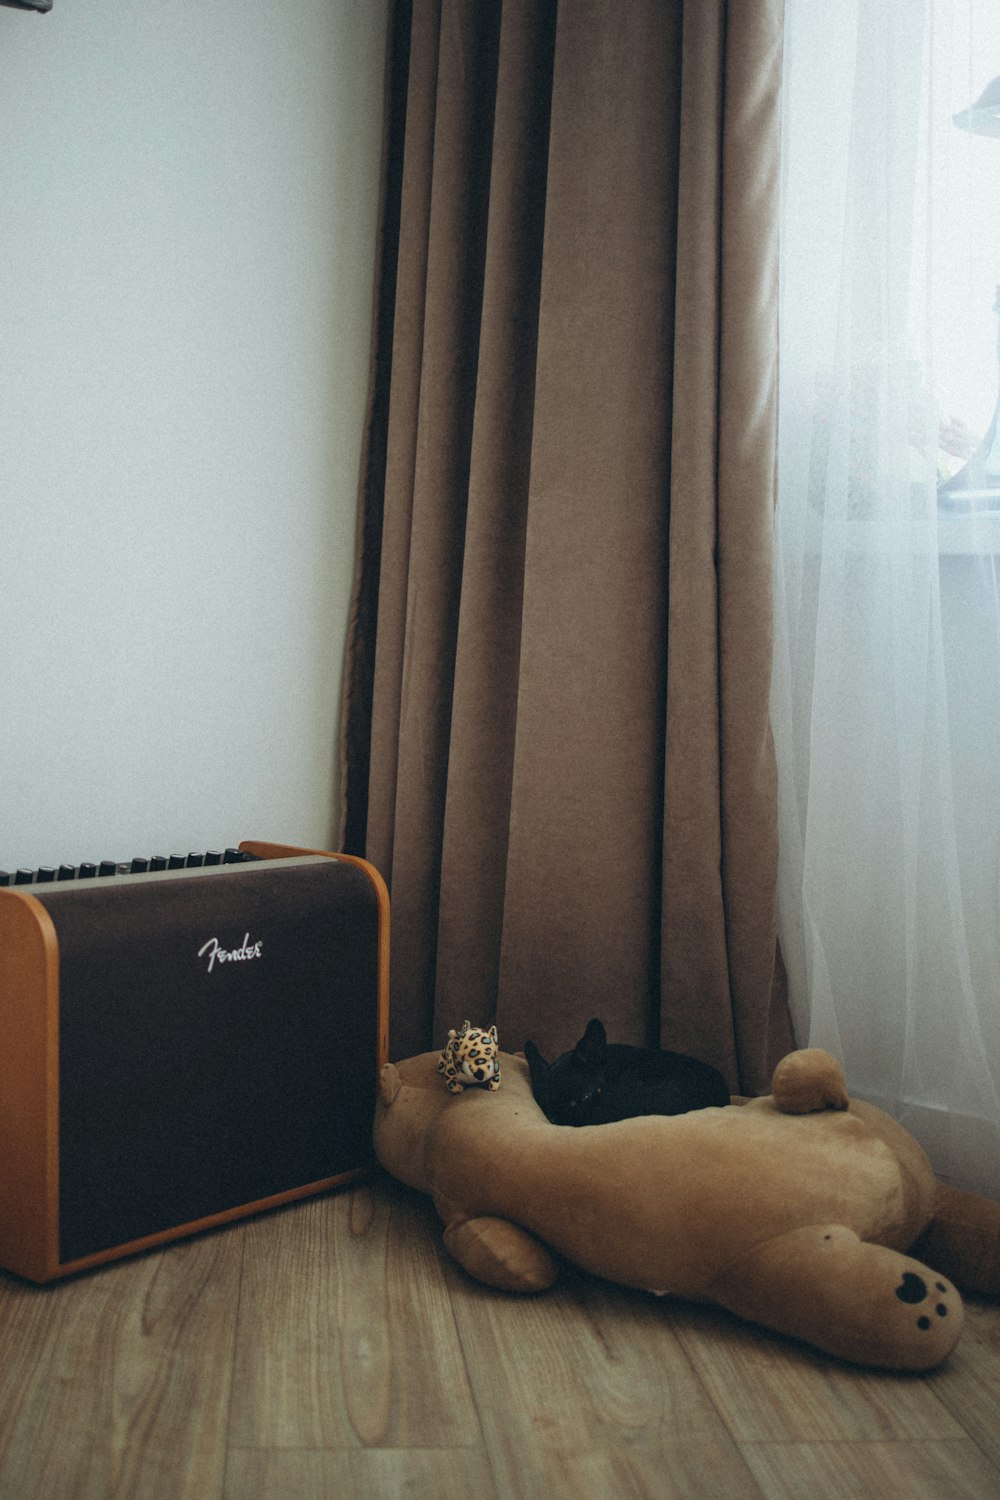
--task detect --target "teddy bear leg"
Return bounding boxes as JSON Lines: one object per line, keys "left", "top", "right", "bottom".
{"left": 911, "top": 1182, "right": 1000, "bottom": 1297}
{"left": 706, "top": 1223, "right": 964, "bottom": 1370}
{"left": 441, "top": 1216, "right": 559, "bottom": 1293}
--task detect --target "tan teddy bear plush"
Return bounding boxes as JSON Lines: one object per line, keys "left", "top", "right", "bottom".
{"left": 373, "top": 1045, "right": 1000, "bottom": 1371}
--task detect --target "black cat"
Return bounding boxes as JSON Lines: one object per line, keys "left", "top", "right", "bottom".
{"left": 523, "top": 1017, "right": 730, "bottom": 1125}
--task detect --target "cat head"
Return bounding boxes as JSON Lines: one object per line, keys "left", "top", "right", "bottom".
{"left": 524, "top": 1018, "right": 608, "bottom": 1125}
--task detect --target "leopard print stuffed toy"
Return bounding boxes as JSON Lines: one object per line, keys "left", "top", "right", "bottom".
{"left": 438, "top": 1021, "right": 501, "bottom": 1094}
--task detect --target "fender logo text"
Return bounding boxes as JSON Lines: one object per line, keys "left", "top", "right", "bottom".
{"left": 198, "top": 933, "right": 263, "bottom": 973}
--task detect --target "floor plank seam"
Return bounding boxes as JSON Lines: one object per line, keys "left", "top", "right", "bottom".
{"left": 219, "top": 1232, "right": 248, "bottom": 1500}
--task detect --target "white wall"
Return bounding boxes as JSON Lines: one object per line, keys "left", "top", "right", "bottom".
{"left": 0, "top": 0, "right": 388, "bottom": 871}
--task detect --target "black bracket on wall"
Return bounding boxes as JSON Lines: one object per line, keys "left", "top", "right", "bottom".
{"left": 0, "top": 1, "right": 53, "bottom": 12}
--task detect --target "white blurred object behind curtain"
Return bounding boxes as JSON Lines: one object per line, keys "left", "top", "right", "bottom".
{"left": 774, "top": 0, "right": 1000, "bottom": 1198}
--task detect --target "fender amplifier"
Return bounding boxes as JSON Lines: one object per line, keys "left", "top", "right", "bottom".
{"left": 0, "top": 839, "right": 388, "bottom": 1282}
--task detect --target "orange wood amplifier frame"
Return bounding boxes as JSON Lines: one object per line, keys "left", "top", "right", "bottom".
{"left": 0, "top": 841, "right": 389, "bottom": 1282}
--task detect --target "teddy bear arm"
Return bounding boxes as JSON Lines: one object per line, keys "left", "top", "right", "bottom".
{"left": 706, "top": 1223, "right": 964, "bottom": 1371}
{"left": 911, "top": 1182, "right": 1000, "bottom": 1297}
{"left": 441, "top": 1216, "right": 559, "bottom": 1293}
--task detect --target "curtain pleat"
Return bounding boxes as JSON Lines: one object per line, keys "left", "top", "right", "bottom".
{"left": 663, "top": 0, "right": 791, "bottom": 1084}
{"left": 341, "top": 0, "right": 792, "bottom": 1090}
{"left": 434, "top": 2, "right": 557, "bottom": 1032}
{"left": 492, "top": 3, "right": 681, "bottom": 1057}
{"left": 366, "top": 0, "right": 501, "bottom": 1052}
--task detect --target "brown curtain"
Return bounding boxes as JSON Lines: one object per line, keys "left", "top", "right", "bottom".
{"left": 340, "top": 0, "right": 794, "bottom": 1093}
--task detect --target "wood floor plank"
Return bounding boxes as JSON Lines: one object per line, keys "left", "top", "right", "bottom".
{"left": 1, "top": 1174, "right": 996, "bottom": 1500}
{"left": 452, "top": 1271, "right": 721, "bottom": 1450}
{"left": 672, "top": 1300, "right": 967, "bottom": 1444}
{"left": 0, "top": 1267, "right": 70, "bottom": 1456}
{"left": 227, "top": 1181, "right": 481, "bottom": 1450}
{"left": 476, "top": 1440, "right": 763, "bottom": 1500}
{"left": 928, "top": 1298, "right": 1000, "bottom": 1471}
{"left": 448, "top": 1260, "right": 759, "bottom": 1495}
{"left": 223, "top": 1447, "right": 499, "bottom": 1500}
{"left": 0, "top": 1230, "right": 243, "bottom": 1500}
{"left": 740, "top": 1440, "right": 1000, "bottom": 1500}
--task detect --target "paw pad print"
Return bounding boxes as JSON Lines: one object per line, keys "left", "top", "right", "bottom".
{"left": 895, "top": 1270, "right": 951, "bottom": 1330}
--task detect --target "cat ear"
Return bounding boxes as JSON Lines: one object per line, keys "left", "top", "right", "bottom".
{"left": 576, "top": 1018, "right": 607, "bottom": 1061}
{"left": 523, "top": 1039, "right": 548, "bottom": 1070}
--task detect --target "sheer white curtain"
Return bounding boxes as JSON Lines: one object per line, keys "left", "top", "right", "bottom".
{"left": 774, "top": 0, "right": 1000, "bottom": 1199}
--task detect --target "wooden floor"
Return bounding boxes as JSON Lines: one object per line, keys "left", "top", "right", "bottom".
{"left": 1, "top": 1175, "right": 999, "bottom": 1500}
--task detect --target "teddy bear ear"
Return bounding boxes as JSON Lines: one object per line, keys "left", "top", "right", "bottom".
{"left": 378, "top": 1063, "right": 402, "bottom": 1105}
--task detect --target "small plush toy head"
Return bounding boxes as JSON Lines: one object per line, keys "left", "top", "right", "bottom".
{"left": 437, "top": 1020, "right": 501, "bottom": 1094}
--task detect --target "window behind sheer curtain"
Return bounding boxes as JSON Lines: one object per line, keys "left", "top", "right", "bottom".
{"left": 774, "top": 0, "right": 1000, "bottom": 1197}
